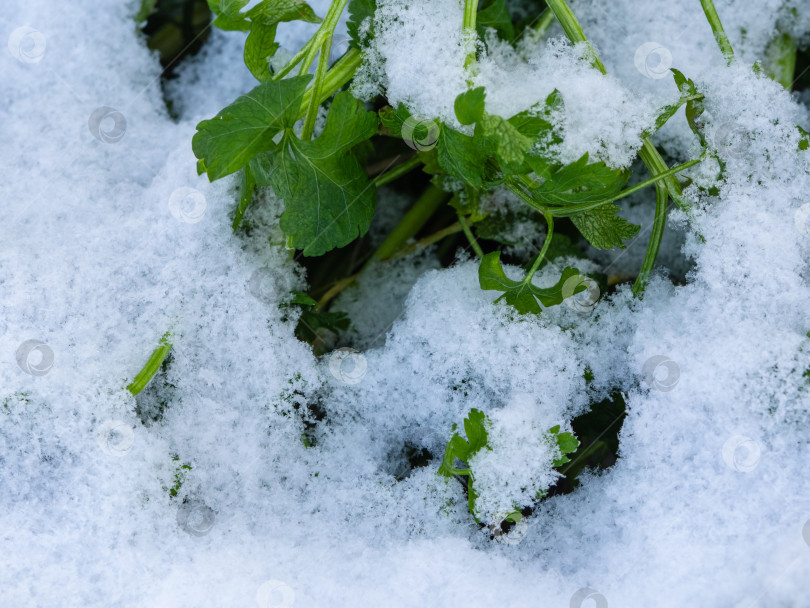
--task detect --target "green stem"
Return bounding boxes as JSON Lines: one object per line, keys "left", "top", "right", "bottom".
{"left": 699, "top": 0, "right": 734, "bottom": 64}
{"left": 554, "top": 157, "right": 698, "bottom": 215}
{"left": 298, "top": 33, "right": 323, "bottom": 76}
{"left": 544, "top": 0, "right": 606, "bottom": 74}
{"left": 126, "top": 332, "right": 172, "bottom": 396}
{"left": 516, "top": 173, "right": 539, "bottom": 189}
{"left": 505, "top": 156, "right": 701, "bottom": 216}
{"left": 631, "top": 182, "right": 668, "bottom": 296}
{"left": 545, "top": 0, "right": 685, "bottom": 209}
{"left": 391, "top": 222, "right": 463, "bottom": 259}
{"left": 232, "top": 165, "right": 255, "bottom": 232}
{"left": 463, "top": 0, "right": 479, "bottom": 29}
{"left": 524, "top": 213, "right": 554, "bottom": 284}
{"left": 524, "top": 9, "right": 555, "bottom": 46}
{"left": 370, "top": 185, "right": 451, "bottom": 262}
{"left": 463, "top": 0, "right": 480, "bottom": 70}
{"left": 458, "top": 212, "right": 484, "bottom": 258}
{"left": 298, "top": 0, "right": 348, "bottom": 76}
{"left": 301, "top": 37, "right": 331, "bottom": 140}
{"left": 272, "top": 36, "right": 317, "bottom": 81}
{"left": 639, "top": 140, "right": 686, "bottom": 210}
{"left": 317, "top": 275, "right": 356, "bottom": 310}
{"left": 373, "top": 155, "right": 422, "bottom": 187}
{"left": 317, "top": 186, "right": 452, "bottom": 309}
{"left": 296, "top": 48, "right": 362, "bottom": 120}
{"left": 297, "top": 0, "right": 349, "bottom": 138}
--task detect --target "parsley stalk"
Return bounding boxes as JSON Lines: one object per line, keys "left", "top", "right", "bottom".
{"left": 699, "top": 0, "right": 735, "bottom": 64}
{"left": 369, "top": 185, "right": 451, "bottom": 262}
{"left": 463, "top": 0, "right": 480, "bottom": 69}
{"left": 299, "top": 0, "right": 349, "bottom": 140}
{"left": 544, "top": 0, "right": 696, "bottom": 295}
{"left": 301, "top": 36, "right": 332, "bottom": 140}
{"left": 523, "top": 9, "right": 555, "bottom": 47}
{"left": 126, "top": 332, "right": 172, "bottom": 396}
{"left": 458, "top": 212, "right": 484, "bottom": 258}
{"left": 523, "top": 212, "right": 554, "bottom": 285}
{"left": 272, "top": 35, "right": 318, "bottom": 81}
{"left": 631, "top": 181, "right": 668, "bottom": 295}
{"left": 504, "top": 157, "right": 701, "bottom": 217}
{"left": 373, "top": 155, "right": 422, "bottom": 188}
{"left": 316, "top": 186, "right": 452, "bottom": 309}
{"left": 544, "top": 0, "right": 686, "bottom": 210}
{"left": 543, "top": 0, "right": 606, "bottom": 73}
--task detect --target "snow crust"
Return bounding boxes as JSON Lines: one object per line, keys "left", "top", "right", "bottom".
{"left": 2, "top": 0, "right": 810, "bottom": 606}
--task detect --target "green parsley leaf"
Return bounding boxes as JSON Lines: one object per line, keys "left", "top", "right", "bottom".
{"left": 296, "top": 307, "right": 350, "bottom": 344}
{"left": 507, "top": 90, "right": 562, "bottom": 139}
{"left": 570, "top": 203, "right": 641, "bottom": 250}
{"left": 378, "top": 105, "right": 410, "bottom": 137}
{"left": 438, "top": 408, "right": 489, "bottom": 478}
{"left": 798, "top": 125, "right": 809, "bottom": 151}
{"left": 529, "top": 152, "right": 629, "bottom": 207}
{"left": 348, "top": 0, "right": 376, "bottom": 48}
{"left": 509, "top": 153, "right": 638, "bottom": 250}
{"left": 245, "top": 0, "right": 321, "bottom": 25}
{"left": 671, "top": 69, "right": 706, "bottom": 146}
{"left": 549, "top": 425, "right": 580, "bottom": 467}
{"left": 206, "top": 0, "right": 251, "bottom": 31}
{"left": 266, "top": 91, "right": 379, "bottom": 256}
{"left": 478, "top": 114, "right": 533, "bottom": 174}
{"left": 192, "top": 75, "right": 311, "bottom": 181}
{"left": 464, "top": 408, "right": 489, "bottom": 453}
{"left": 478, "top": 251, "right": 586, "bottom": 314}
{"left": 437, "top": 127, "right": 486, "bottom": 188}
{"left": 244, "top": 21, "right": 279, "bottom": 81}
{"left": 454, "top": 87, "right": 486, "bottom": 126}
{"left": 476, "top": 0, "right": 514, "bottom": 41}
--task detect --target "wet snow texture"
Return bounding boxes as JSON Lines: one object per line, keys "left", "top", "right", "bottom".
{"left": 2, "top": 0, "right": 810, "bottom": 606}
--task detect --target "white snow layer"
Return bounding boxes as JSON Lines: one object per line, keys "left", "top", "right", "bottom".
{"left": 2, "top": 0, "right": 810, "bottom": 607}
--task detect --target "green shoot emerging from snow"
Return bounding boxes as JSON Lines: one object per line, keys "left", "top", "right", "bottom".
{"left": 194, "top": 0, "right": 711, "bottom": 328}
{"left": 127, "top": 332, "right": 172, "bottom": 396}
{"left": 439, "top": 408, "right": 579, "bottom": 521}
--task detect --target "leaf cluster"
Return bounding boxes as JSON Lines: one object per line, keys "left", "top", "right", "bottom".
{"left": 207, "top": 0, "right": 321, "bottom": 81}
{"left": 438, "top": 408, "right": 579, "bottom": 520}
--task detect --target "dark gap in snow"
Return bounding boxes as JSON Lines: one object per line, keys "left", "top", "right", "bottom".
{"left": 140, "top": 0, "right": 213, "bottom": 118}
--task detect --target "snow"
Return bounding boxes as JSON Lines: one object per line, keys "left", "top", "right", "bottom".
{"left": 2, "top": 0, "right": 810, "bottom": 606}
